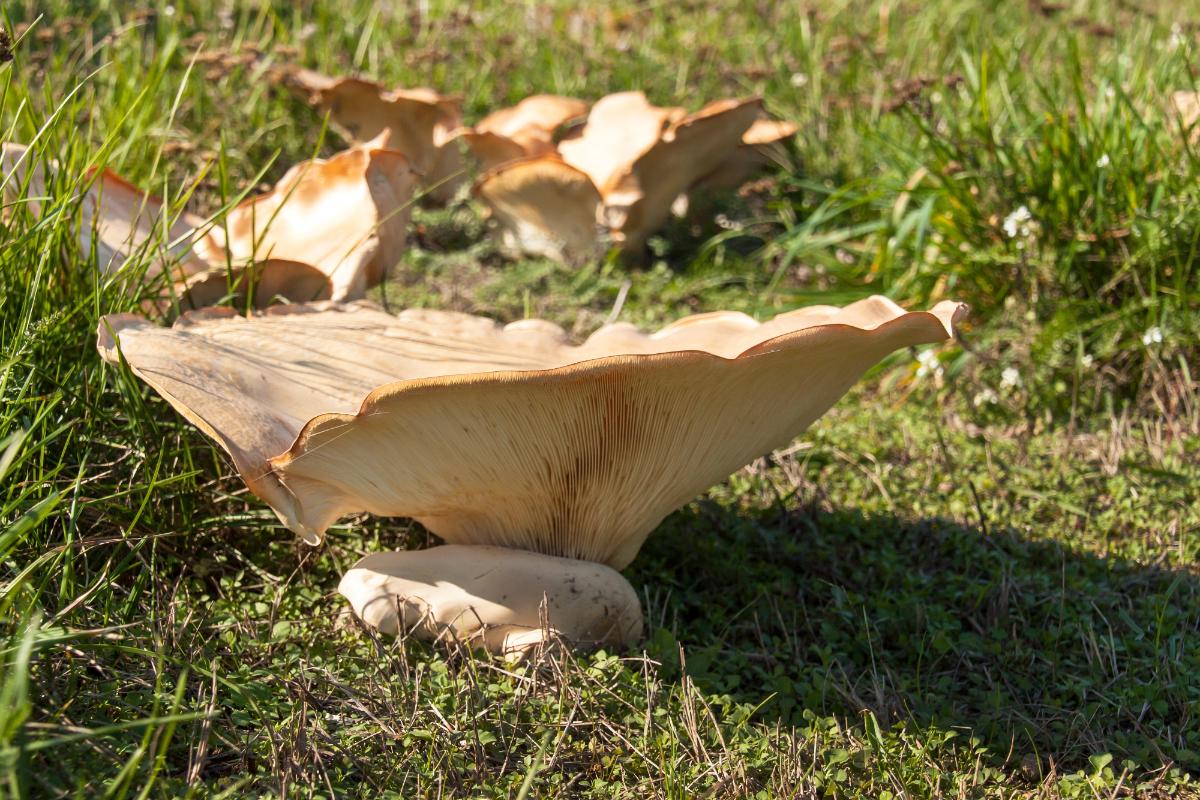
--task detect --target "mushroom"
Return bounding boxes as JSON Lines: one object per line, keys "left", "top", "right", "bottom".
{"left": 195, "top": 134, "right": 419, "bottom": 301}
{"left": 473, "top": 92, "right": 763, "bottom": 261}
{"left": 676, "top": 118, "right": 800, "bottom": 219}
{"left": 278, "top": 67, "right": 464, "bottom": 203}
{"left": 472, "top": 157, "right": 603, "bottom": 263}
{"left": 97, "top": 296, "right": 966, "bottom": 653}
{"left": 453, "top": 94, "right": 589, "bottom": 170}
{"left": 340, "top": 545, "right": 642, "bottom": 654}
{"left": 2, "top": 137, "right": 416, "bottom": 305}
{"left": 3, "top": 141, "right": 211, "bottom": 285}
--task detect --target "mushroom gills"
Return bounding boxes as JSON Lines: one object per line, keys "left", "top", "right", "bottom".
{"left": 338, "top": 544, "right": 643, "bottom": 655}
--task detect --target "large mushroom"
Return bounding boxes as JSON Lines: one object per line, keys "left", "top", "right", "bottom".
{"left": 472, "top": 91, "right": 768, "bottom": 262}
{"left": 2, "top": 138, "right": 416, "bottom": 306}
{"left": 97, "top": 296, "right": 966, "bottom": 655}
{"left": 278, "top": 67, "right": 464, "bottom": 203}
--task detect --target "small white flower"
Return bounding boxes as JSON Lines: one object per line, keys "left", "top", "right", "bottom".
{"left": 1002, "top": 205, "right": 1033, "bottom": 239}
{"left": 163, "top": 4, "right": 176, "bottom": 16}
{"left": 972, "top": 387, "right": 999, "bottom": 407}
{"left": 915, "top": 349, "right": 943, "bottom": 379}
{"left": 1141, "top": 326, "right": 1163, "bottom": 346}
{"left": 1104, "top": 86, "right": 1116, "bottom": 101}
{"left": 790, "top": 72, "right": 809, "bottom": 88}
{"left": 1000, "top": 367, "right": 1022, "bottom": 390}
{"left": 1095, "top": 154, "right": 1110, "bottom": 169}
{"left": 1170, "top": 23, "right": 1186, "bottom": 51}
{"left": 1080, "top": 353, "right": 1094, "bottom": 368}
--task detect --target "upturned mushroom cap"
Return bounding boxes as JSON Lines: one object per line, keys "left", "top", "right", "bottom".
{"left": 339, "top": 544, "right": 643, "bottom": 654}
{"left": 602, "top": 97, "right": 762, "bottom": 251}
{"left": 196, "top": 136, "right": 418, "bottom": 301}
{"left": 96, "top": 296, "right": 966, "bottom": 568}
{"left": 491, "top": 93, "right": 763, "bottom": 257}
{"left": 4, "top": 141, "right": 405, "bottom": 307}
{"left": 473, "top": 157, "right": 602, "bottom": 263}
{"left": 689, "top": 117, "right": 799, "bottom": 194}
{"left": 456, "top": 95, "right": 589, "bottom": 170}
{"left": 280, "top": 67, "right": 464, "bottom": 202}
{"left": 558, "top": 91, "right": 685, "bottom": 196}
{"left": 2, "top": 141, "right": 209, "bottom": 282}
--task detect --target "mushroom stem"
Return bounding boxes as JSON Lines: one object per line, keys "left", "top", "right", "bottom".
{"left": 338, "top": 544, "right": 643, "bottom": 656}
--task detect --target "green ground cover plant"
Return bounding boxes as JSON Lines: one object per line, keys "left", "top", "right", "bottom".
{"left": 0, "top": 0, "right": 1197, "bottom": 796}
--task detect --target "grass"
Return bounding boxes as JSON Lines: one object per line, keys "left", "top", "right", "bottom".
{"left": 1, "top": 0, "right": 1199, "bottom": 796}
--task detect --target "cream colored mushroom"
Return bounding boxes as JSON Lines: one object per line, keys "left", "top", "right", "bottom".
{"left": 195, "top": 135, "right": 418, "bottom": 300}
{"left": 339, "top": 545, "right": 642, "bottom": 655}
{"left": 475, "top": 92, "right": 762, "bottom": 261}
{"left": 684, "top": 118, "right": 799, "bottom": 203}
{"left": 98, "top": 296, "right": 964, "bottom": 651}
{"left": 279, "top": 67, "right": 464, "bottom": 203}
{"left": 2, "top": 142, "right": 211, "bottom": 284}
{"left": 454, "top": 94, "right": 589, "bottom": 170}
{"left": 472, "top": 157, "right": 603, "bottom": 263}
{"left": 3, "top": 138, "right": 415, "bottom": 305}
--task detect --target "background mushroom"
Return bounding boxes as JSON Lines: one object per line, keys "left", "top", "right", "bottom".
{"left": 472, "top": 157, "right": 603, "bottom": 263}
{"left": 453, "top": 94, "right": 589, "bottom": 170}
{"left": 278, "top": 67, "right": 464, "bottom": 203}
{"left": 474, "top": 92, "right": 770, "bottom": 261}
{"left": 3, "top": 138, "right": 416, "bottom": 306}
{"left": 676, "top": 117, "right": 800, "bottom": 218}
{"left": 97, "top": 296, "right": 965, "bottom": 652}
{"left": 194, "top": 134, "right": 418, "bottom": 301}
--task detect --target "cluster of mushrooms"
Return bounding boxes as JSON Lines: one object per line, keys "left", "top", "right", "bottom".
{"left": 3, "top": 68, "right": 965, "bottom": 658}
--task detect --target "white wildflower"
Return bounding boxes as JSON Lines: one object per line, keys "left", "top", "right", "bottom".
{"left": 1080, "top": 353, "right": 1094, "bottom": 368}
{"left": 1141, "top": 326, "right": 1163, "bottom": 346}
{"left": 972, "top": 387, "right": 999, "bottom": 407}
{"left": 790, "top": 72, "right": 809, "bottom": 88}
{"left": 915, "top": 349, "right": 943, "bottom": 379}
{"left": 1002, "top": 205, "right": 1033, "bottom": 239}
{"left": 163, "top": 4, "right": 176, "bottom": 16}
{"left": 1170, "top": 23, "right": 1186, "bottom": 51}
{"left": 1000, "top": 367, "right": 1022, "bottom": 390}
{"left": 1095, "top": 153, "right": 1110, "bottom": 169}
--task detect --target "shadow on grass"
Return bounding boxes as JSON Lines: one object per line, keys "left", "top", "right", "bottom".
{"left": 629, "top": 500, "right": 1199, "bottom": 774}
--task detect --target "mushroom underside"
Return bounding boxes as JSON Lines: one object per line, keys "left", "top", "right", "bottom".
{"left": 96, "top": 296, "right": 966, "bottom": 567}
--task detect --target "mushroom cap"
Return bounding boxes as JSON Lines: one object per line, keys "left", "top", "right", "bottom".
{"left": 602, "top": 97, "right": 762, "bottom": 250}
{"left": 473, "top": 156, "right": 602, "bottom": 263}
{"left": 558, "top": 91, "right": 685, "bottom": 195}
{"left": 685, "top": 117, "right": 800, "bottom": 200}
{"left": 4, "top": 140, "right": 392, "bottom": 308}
{"left": 338, "top": 544, "right": 643, "bottom": 654}
{"left": 96, "top": 296, "right": 966, "bottom": 568}
{"left": 2, "top": 141, "right": 209, "bottom": 281}
{"left": 279, "top": 68, "right": 463, "bottom": 202}
{"left": 457, "top": 94, "right": 590, "bottom": 169}
{"left": 197, "top": 137, "right": 418, "bottom": 301}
